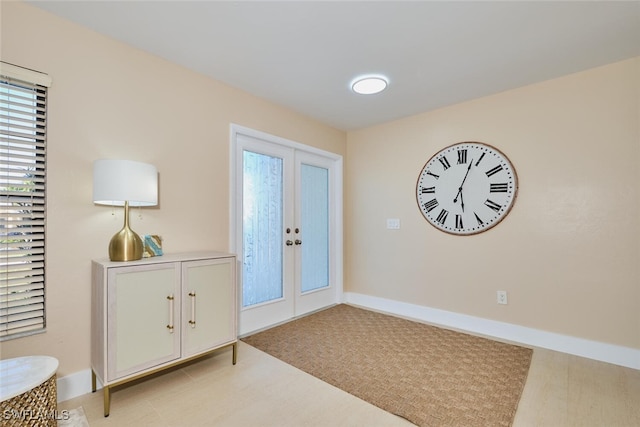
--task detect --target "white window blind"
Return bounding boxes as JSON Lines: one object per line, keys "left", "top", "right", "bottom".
{"left": 0, "top": 62, "right": 51, "bottom": 339}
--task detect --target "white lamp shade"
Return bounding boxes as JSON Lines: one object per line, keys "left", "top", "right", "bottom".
{"left": 93, "top": 159, "right": 158, "bottom": 207}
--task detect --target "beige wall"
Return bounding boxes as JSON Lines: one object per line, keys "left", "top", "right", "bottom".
{"left": 0, "top": 2, "right": 346, "bottom": 376}
{"left": 346, "top": 57, "right": 639, "bottom": 350}
{"left": 2, "top": 1, "right": 638, "bottom": 381}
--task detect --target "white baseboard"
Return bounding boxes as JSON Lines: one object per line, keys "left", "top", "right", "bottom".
{"left": 344, "top": 292, "right": 640, "bottom": 370}
{"left": 56, "top": 293, "right": 638, "bottom": 401}
{"left": 57, "top": 369, "right": 95, "bottom": 403}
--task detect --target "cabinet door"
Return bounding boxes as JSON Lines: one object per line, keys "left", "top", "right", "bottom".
{"left": 182, "top": 258, "right": 236, "bottom": 357}
{"left": 108, "top": 263, "right": 181, "bottom": 381}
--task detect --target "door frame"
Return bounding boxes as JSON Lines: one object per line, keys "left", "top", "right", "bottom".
{"left": 229, "top": 124, "right": 343, "bottom": 335}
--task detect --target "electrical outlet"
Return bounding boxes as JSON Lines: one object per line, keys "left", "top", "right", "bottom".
{"left": 497, "top": 291, "right": 508, "bottom": 305}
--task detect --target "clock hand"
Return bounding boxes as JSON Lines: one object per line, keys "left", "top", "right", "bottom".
{"left": 453, "top": 187, "right": 463, "bottom": 203}
{"left": 453, "top": 187, "right": 462, "bottom": 203}
{"left": 453, "top": 160, "right": 473, "bottom": 204}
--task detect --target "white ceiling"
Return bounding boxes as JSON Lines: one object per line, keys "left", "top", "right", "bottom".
{"left": 28, "top": 1, "right": 640, "bottom": 131}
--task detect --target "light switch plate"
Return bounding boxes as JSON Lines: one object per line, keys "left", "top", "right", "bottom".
{"left": 386, "top": 218, "right": 400, "bottom": 229}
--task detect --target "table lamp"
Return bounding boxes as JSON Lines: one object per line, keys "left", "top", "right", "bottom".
{"left": 93, "top": 159, "right": 158, "bottom": 261}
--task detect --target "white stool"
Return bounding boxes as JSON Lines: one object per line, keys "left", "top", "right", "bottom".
{"left": 0, "top": 356, "right": 59, "bottom": 427}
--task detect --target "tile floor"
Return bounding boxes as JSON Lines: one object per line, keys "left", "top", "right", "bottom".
{"left": 58, "top": 341, "right": 640, "bottom": 426}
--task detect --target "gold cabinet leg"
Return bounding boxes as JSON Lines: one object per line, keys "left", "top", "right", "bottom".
{"left": 232, "top": 341, "right": 237, "bottom": 365}
{"left": 103, "top": 385, "right": 111, "bottom": 417}
{"left": 91, "top": 370, "right": 97, "bottom": 393}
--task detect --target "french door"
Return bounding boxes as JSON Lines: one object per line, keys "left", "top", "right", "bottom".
{"left": 231, "top": 125, "right": 342, "bottom": 335}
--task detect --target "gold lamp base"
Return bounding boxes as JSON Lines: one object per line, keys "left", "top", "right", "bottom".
{"left": 108, "top": 201, "right": 143, "bottom": 262}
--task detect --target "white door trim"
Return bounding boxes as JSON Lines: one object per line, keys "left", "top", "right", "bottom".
{"left": 229, "top": 124, "right": 344, "bottom": 334}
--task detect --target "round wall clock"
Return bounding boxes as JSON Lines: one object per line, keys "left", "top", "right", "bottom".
{"left": 416, "top": 141, "right": 518, "bottom": 235}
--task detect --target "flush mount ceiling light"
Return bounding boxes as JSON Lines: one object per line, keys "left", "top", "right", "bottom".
{"left": 351, "top": 76, "right": 388, "bottom": 95}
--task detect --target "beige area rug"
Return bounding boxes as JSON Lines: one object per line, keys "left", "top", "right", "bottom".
{"left": 242, "top": 304, "right": 532, "bottom": 427}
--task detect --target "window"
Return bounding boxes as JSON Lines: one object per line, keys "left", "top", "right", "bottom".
{"left": 0, "top": 62, "right": 51, "bottom": 339}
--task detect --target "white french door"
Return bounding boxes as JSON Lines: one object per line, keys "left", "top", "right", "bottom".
{"left": 230, "top": 125, "right": 342, "bottom": 335}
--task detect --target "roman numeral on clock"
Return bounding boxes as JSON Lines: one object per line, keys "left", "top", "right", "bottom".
{"left": 484, "top": 199, "right": 502, "bottom": 212}
{"left": 439, "top": 156, "right": 451, "bottom": 170}
{"left": 425, "top": 171, "right": 439, "bottom": 179}
{"left": 485, "top": 165, "right": 503, "bottom": 177}
{"left": 475, "top": 152, "right": 486, "bottom": 167}
{"left": 423, "top": 199, "right": 439, "bottom": 213}
{"left": 490, "top": 183, "right": 508, "bottom": 192}
{"left": 455, "top": 214, "right": 463, "bottom": 229}
{"left": 421, "top": 186, "right": 435, "bottom": 194}
{"left": 474, "top": 212, "right": 484, "bottom": 226}
{"left": 436, "top": 209, "right": 449, "bottom": 224}
{"left": 457, "top": 149, "right": 467, "bottom": 164}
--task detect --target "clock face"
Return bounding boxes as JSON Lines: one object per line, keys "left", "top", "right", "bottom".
{"left": 416, "top": 142, "right": 518, "bottom": 235}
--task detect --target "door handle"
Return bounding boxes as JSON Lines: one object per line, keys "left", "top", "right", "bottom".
{"left": 286, "top": 240, "right": 294, "bottom": 246}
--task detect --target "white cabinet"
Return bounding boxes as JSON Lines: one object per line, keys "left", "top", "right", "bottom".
{"left": 91, "top": 252, "right": 237, "bottom": 416}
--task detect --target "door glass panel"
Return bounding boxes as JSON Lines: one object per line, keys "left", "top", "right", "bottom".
{"left": 242, "top": 150, "right": 283, "bottom": 307}
{"left": 300, "top": 164, "right": 329, "bottom": 293}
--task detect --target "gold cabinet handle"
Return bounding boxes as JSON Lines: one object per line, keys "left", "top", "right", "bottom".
{"left": 188, "top": 291, "right": 196, "bottom": 328}
{"left": 166, "top": 295, "right": 174, "bottom": 333}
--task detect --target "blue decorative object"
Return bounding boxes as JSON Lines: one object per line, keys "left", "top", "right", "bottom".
{"left": 142, "top": 235, "right": 163, "bottom": 257}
